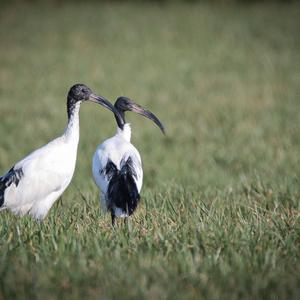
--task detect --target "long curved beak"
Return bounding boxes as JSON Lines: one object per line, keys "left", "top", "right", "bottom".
{"left": 129, "top": 103, "right": 165, "bottom": 134}
{"left": 89, "top": 93, "right": 121, "bottom": 118}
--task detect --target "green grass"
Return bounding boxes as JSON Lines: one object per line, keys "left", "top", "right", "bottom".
{"left": 0, "top": 1, "right": 300, "bottom": 299}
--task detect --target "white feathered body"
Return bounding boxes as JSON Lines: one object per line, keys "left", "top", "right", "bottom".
{"left": 92, "top": 124, "right": 143, "bottom": 217}
{"left": 0, "top": 103, "right": 80, "bottom": 220}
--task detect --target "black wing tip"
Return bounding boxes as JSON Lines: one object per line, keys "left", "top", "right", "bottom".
{"left": 0, "top": 166, "right": 24, "bottom": 207}
{"left": 107, "top": 156, "right": 140, "bottom": 218}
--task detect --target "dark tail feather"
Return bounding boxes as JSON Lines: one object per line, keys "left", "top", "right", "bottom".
{"left": 0, "top": 166, "right": 24, "bottom": 207}
{"left": 0, "top": 178, "right": 5, "bottom": 207}
{"left": 107, "top": 157, "right": 140, "bottom": 217}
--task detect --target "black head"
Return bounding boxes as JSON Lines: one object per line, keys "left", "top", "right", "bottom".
{"left": 114, "top": 96, "right": 134, "bottom": 112}
{"left": 66, "top": 83, "right": 120, "bottom": 119}
{"left": 114, "top": 96, "right": 165, "bottom": 134}
{"left": 68, "top": 84, "right": 92, "bottom": 102}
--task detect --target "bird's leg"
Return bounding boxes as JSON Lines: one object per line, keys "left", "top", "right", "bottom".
{"left": 124, "top": 203, "right": 129, "bottom": 226}
{"left": 111, "top": 211, "right": 116, "bottom": 227}
{"left": 124, "top": 203, "right": 132, "bottom": 232}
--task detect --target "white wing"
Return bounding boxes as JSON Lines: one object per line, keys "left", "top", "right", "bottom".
{"left": 1, "top": 137, "right": 77, "bottom": 219}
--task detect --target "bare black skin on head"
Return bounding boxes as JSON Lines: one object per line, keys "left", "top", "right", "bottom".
{"left": 68, "top": 84, "right": 93, "bottom": 102}
{"left": 67, "top": 83, "right": 119, "bottom": 120}
{"left": 67, "top": 84, "right": 92, "bottom": 119}
{"left": 114, "top": 96, "right": 165, "bottom": 134}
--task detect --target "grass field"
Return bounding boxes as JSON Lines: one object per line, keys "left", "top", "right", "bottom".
{"left": 0, "top": 1, "right": 300, "bottom": 299}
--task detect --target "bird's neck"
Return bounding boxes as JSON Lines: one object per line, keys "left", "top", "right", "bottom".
{"left": 64, "top": 101, "right": 81, "bottom": 144}
{"left": 114, "top": 109, "right": 125, "bottom": 130}
{"left": 116, "top": 123, "right": 131, "bottom": 142}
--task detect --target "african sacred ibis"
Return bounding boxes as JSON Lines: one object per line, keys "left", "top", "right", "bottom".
{"left": 0, "top": 84, "right": 118, "bottom": 220}
{"left": 92, "top": 96, "right": 165, "bottom": 225}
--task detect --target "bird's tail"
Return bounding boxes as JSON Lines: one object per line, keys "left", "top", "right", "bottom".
{"left": 0, "top": 166, "right": 23, "bottom": 208}
{"left": 107, "top": 157, "right": 140, "bottom": 217}
{"left": 0, "top": 177, "right": 5, "bottom": 207}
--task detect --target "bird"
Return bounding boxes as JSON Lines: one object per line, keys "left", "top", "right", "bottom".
{"left": 92, "top": 96, "right": 165, "bottom": 226}
{"left": 0, "top": 84, "right": 119, "bottom": 220}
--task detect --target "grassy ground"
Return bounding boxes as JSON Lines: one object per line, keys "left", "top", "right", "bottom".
{"left": 0, "top": 1, "right": 300, "bottom": 299}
